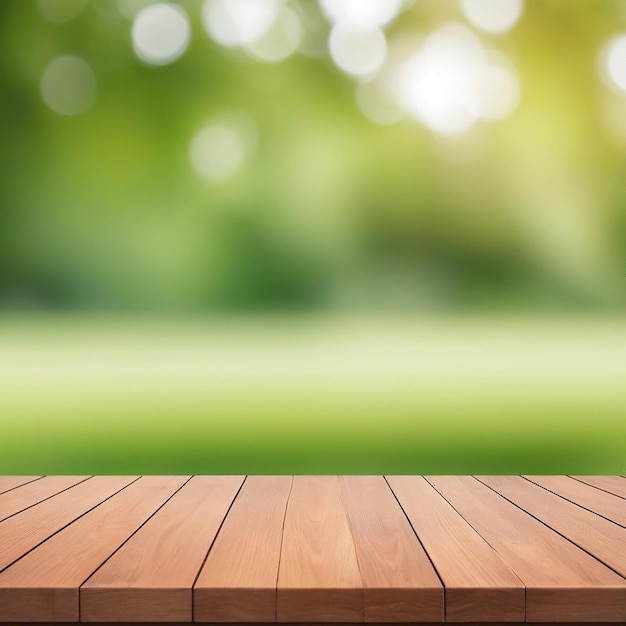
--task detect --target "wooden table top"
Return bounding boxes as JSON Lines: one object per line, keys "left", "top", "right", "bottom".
{"left": 0, "top": 475, "right": 624, "bottom": 624}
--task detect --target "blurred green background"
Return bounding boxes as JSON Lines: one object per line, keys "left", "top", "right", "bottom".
{"left": 0, "top": 0, "right": 624, "bottom": 474}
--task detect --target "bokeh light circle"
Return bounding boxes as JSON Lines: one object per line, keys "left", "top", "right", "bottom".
{"left": 247, "top": 8, "right": 302, "bottom": 63}
{"left": 329, "top": 25, "right": 387, "bottom": 78}
{"left": 132, "top": 3, "right": 190, "bottom": 66}
{"left": 606, "top": 35, "right": 626, "bottom": 92}
{"left": 461, "top": 0, "right": 523, "bottom": 34}
{"left": 319, "top": 0, "right": 403, "bottom": 30}
{"left": 392, "top": 24, "right": 521, "bottom": 134}
{"left": 394, "top": 23, "right": 484, "bottom": 135}
{"left": 202, "top": 0, "right": 281, "bottom": 47}
{"left": 190, "top": 113, "right": 258, "bottom": 182}
{"left": 40, "top": 54, "right": 97, "bottom": 116}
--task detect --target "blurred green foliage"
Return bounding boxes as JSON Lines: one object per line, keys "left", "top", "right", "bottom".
{"left": 0, "top": 2, "right": 625, "bottom": 475}
{"left": 0, "top": 314, "right": 625, "bottom": 474}
{"left": 0, "top": 0, "right": 625, "bottom": 313}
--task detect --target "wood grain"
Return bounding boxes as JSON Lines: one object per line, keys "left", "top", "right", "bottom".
{"left": 81, "top": 476, "right": 244, "bottom": 623}
{"left": 571, "top": 476, "right": 626, "bottom": 499}
{"left": 427, "top": 475, "right": 626, "bottom": 622}
{"left": 194, "top": 476, "right": 292, "bottom": 622}
{"left": 0, "top": 476, "right": 187, "bottom": 622}
{"left": 0, "top": 476, "right": 89, "bottom": 522}
{"left": 0, "top": 474, "right": 624, "bottom": 625}
{"left": 386, "top": 475, "right": 524, "bottom": 622}
{"left": 478, "top": 475, "right": 626, "bottom": 577}
{"left": 277, "top": 476, "right": 363, "bottom": 622}
{"left": 524, "top": 475, "right": 626, "bottom": 528}
{"left": 0, "top": 477, "right": 42, "bottom": 496}
{"left": 0, "top": 476, "right": 135, "bottom": 572}
{"left": 339, "top": 476, "right": 442, "bottom": 622}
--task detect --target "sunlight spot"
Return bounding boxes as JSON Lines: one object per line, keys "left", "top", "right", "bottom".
{"left": 392, "top": 25, "right": 520, "bottom": 134}
{"left": 319, "top": 0, "right": 403, "bottom": 30}
{"left": 247, "top": 7, "right": 302, "bottom": 63}
{"left": 132, "top": 3, "right": 190, "bottom": 66}
{"left": 202, "top": 0, "right": 281, "bottom": 47}
{"left": 190, "top": 112, "right": 258, "bottom": 182}
{"left": 461, "top": 0, "right": 523, "bottom": 34}
{"left": 329, "top": 25, "right": 387, "bottom": 78}
{"left": 605, "top": 34, "right": 626, "bottom": 92}
{"left": 393, "top": 23, "right": 483, "bottom": 135}
{"left": 40, "top": 54, "right": 97, "bottom": 116}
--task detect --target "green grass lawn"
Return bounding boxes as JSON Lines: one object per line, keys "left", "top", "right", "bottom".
{"left": 1, "top": 314, "right": 624, "bottom": 475}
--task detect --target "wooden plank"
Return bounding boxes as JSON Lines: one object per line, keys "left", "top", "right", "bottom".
{"left": 339, "top": 476, "right": 442, "bottom": 622}
{"left": 0, "top": 476, "right": 188, "bottom": 622}
{"left": 0, "top": 476, "right": 89, "bottom": 522}
{"left": 478, "top": 475, "right": 626, "bottom": 578}
{"left": 0, "top": 477, "right": 42, "bottom": 496}
{"left": 524, "top": 475, "right": 626, "bottom": 528}
{"left": 426, "top": 475, "right": 626, "bottom": 623}
{"left": 0, "top": 623, "right": 613, "bottom": 626}
{"left": 386, "top": 475, "right": 524, "bottom": 622}
{"left": 0, "top": 476, "right": 136, "bottom": 572}
{"left": 194, "top": 476, "right": 292, "bottom": 622}
{"left": 277, "top": 476, "right": 363, "bottom": 622}
{"left": 0, "top": 623, "right": 612, "bottom": 626}
{"left": 81, "top": 475, "right": 244, "bottom": 623}
{"left": 572, "top": 476, "right": 626, "bottom": 499}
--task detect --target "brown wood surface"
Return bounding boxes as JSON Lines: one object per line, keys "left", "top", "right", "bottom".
{"left": 81, "top": 476, "right": 244, "bottom": 623}
{"left": 0, "top": 476, "right": 89, "bottom": 522}
{"left": 277, "top": 476, "right": 363, "bottom": 622}
{"left": 0, "top": 622, "right": 615, "bottom": 626}
{"left": 0, "top": 475, "right": 624, "bottom": 624}
{"left": 194, "top": 476, "right": 292, "bottom": 622}
{"left": 0, "top": 477, "right": 42, "bottom": 496}
{"left": 478, "top": 475, "right": 626, "bottom": 577}
{"left": 386, "top": 475, "right": 524, "bottom": 622}
{"left": 426, "top": 475, "right": 626, "bottom": 623}
{"left": 339, "top": 476, "right": 442, "bottom": 622}
{"left": 0, "top": 477, "right": 188, "bottom": 622}
{"left": 524, "top": 475, "right": 626, "bottom": 527}
{"left": 572, "top": 475, "right": 626, "bottom": 499}
{"left": 0, "top": 476, "right": 135, "bottom": 573}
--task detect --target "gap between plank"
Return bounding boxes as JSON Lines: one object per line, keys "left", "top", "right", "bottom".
{"left": 0, "top": 476, "right": 45, "bottom": 496}
{"left": 190, "top": 475, "right": 248, "bottom": 622}
{"left": 274, "top": 475, "right": 294, "bottom": 623}
{"left": 0, "top": 476, "right": 137, "bottom": 576}
{"left": 474, "top": 476, "right": 626, "bottom": 583}
{"left": 0, "top": 476, "right": 93, "bottom": 524}
{"left": 568, "top": 476, "right": 626, "bottom": 501}
{"left": 382, "top": 475, "right": 447, "bottom": 623}
{"left": 520, "top": 476, "right": 626, "bottom": 530}
{"left": 421, "top": 475, "right": 528, "bottom": 624}
{"left": 76, "top": 476, "right": 192, "bottom": 593}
